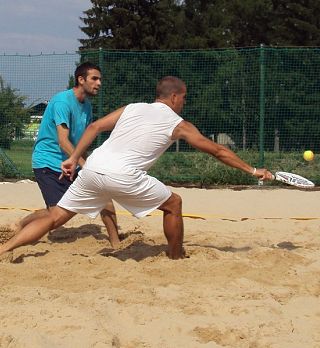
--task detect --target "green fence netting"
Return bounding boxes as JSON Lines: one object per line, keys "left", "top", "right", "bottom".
{"left": 0, "top": 47, "right": 320, "bottom": 184}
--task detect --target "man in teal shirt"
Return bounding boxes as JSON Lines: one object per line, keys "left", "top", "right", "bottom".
{"left": 32, "top": 88, "right": 92, "bottom": 172}
{"left": 17, "top": 62, "right": 120, "bottom": 248}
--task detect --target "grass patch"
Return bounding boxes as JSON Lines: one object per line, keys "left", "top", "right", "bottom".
{"left": 1, "top": 140, "right": 319, "bottom": 186}
{"left": 1, "top": 140, "right": 34, "bottom": 178}
{"left": 150, "top": 150, "right": 320, "bottom": 187}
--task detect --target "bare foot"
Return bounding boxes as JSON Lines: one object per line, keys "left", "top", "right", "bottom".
{"left": 110, "top": 239, "right": 121, "bottom": 250}
{"left": 0, "top": 251, "right": 13, "bottom": 263}
{"left": 166, "top": 247, "right": 189, "bottom": 259}
{"left": 109, "top": 231, "right": 123, "bottom": 249}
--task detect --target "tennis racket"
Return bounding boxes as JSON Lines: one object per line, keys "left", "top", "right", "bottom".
{"left": 271, "top": 171, "right": 315, "bottom": 188}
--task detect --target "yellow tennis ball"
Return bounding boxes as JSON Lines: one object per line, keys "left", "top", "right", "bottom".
{"left": 303, "top": 150, "right": 314, "bottom": 161}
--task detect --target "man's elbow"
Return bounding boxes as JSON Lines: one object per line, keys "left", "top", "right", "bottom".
{"left": 190, "top": 136, "right": 212, "bottom": 152}
{"left": 87, "top": 122, "right": 100, "bottom": 135}
{"left": 57, "top": 139, "right": 69, "bottom": 152}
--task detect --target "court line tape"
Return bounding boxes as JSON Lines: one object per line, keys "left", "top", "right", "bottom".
{"left": 0, "top": 206, "right": 319, "bottom": 221}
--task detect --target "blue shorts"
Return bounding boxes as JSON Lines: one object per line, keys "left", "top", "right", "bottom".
{"left": 33, "top": 167, "right": 79, "bottom": 208}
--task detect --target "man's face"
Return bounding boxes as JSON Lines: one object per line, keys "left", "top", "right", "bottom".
{"left": 81, "top": 69, "right": 102, "bottom": 96}
{"left": 173, "top": 85, "right": 187, "bottom": 114}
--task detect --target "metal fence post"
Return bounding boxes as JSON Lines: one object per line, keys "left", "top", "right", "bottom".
{"left": 259, "top": 43, "right": 265, "bottom": 168}
{"left": 97, "top": 47, "right": 104, "bottom": 146}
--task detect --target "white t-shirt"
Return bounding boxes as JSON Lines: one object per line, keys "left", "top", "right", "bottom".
{"left": 84, "top": 102, "right": 183, "bottom": 174}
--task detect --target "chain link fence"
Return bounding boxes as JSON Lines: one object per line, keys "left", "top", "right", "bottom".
{"left": 0, "top": 47, "right": 319, "bottom": 180}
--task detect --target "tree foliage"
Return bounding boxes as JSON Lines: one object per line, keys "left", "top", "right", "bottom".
{"left": 79, "top": 0, "right": 320, "bottom": 49}
{"left": 79, "top": 0, "right": 182, "bottom": 50}
{"left": 0, "top": 76, "right": 30, "bottom": 149}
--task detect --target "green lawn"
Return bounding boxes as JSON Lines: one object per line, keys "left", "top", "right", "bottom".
{"left": 2, "top": 140, "right": 34, "bottom": 178}
{"left": 2, "top": 140, "right": 320, "bottom": 186}
{"left": 149, "top": 150, "right": 320, "bottom": 187}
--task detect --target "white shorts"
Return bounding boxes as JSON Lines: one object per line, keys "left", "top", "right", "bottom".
{"left": 58, "top": 169, "right": 172, "bottom": 218}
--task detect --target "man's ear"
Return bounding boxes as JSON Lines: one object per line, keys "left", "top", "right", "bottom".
{"left": 78, "top": 76, "right": 85, "bottom": 86}
{"left": 170, "top": 93, "right": 177, "bottom": 105}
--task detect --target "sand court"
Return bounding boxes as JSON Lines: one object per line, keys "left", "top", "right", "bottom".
{"left": 0, "top": 180, "right": 320, "bottom": 347}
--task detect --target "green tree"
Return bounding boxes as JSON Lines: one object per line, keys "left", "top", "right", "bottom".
{"left": 264, "top": 48, "right": 320, "bottom": 151}
{"left": 178, "top": 0, "right": 233, "bottom": 48}
{"left": 222, "top": 0, "right": 272, "bottom": 47}
{"left": 79, "top": 0, "right": 320, "bottom": 49}
{"left": 0, "top": 76, "right": 30, "bottom": 149}
{"left": 269, "top": 0, "right": 320, "bottom": 46}
{"left": 67, "top": 75, "right": 75, "bottom": 89}
{"left": 224, "top": 0, "right": 320, "bottom": 47}
{"left": 79, "top": 0, "right": 181, "bottom": 50}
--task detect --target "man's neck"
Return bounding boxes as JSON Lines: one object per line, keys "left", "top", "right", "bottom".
{"left": 155, "top": 98, "right": 173, "bottom": 110}
{"left": 73, "top": 87, "right": 86, "bottom": 103}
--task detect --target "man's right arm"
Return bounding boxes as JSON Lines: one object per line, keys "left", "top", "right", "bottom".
{"left": 172, "top": 120, "right": 272, "bottom": 180}
{"left": 56, "top": 124, "right": 86, "bottom": 167}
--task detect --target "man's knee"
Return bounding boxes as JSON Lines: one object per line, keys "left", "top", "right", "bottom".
{"left": 101, "top": 200, "right": 116, "bottom": 215}
{"left": 100, "top": 208, "right": 116, "bottom": 218}
{"left": 159, "top": 193, "right": 182, "bottom": 214}
{"left": 49, "top": 206, "right": 74, "bottom": 229}
{"left": 171, "top": 193, "right": 182, "bottom": 210}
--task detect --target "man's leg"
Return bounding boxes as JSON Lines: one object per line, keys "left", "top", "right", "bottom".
{"left": 14, "top": 167, "right": 72, "bottom": 235}
{"left": 100, "top": 199, "right": 121, "bottom": 248}
{"left": 34, "top": 169, "right": 121, "bottom": 249}
{"left": 11, "top": 208, "right": 51, "bottom": 233}
{"left": 158, "top": 193, "right": 184, "bottom": 259}
{"left": 0, "top": 206, "right": 75, "bottom": 256}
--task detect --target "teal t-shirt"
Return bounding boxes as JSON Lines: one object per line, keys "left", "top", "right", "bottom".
{"left": 32, "top": 89, "right": 92, "bottom": 172}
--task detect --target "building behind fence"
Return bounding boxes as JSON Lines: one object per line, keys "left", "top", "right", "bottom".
{"left": 0, "top": 47, "right": 320, "bottom": 177}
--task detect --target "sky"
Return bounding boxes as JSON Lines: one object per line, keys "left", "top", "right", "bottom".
{"left": 0, "top": 0, "right": 93, "bottom": 104}
{"left": 0, "top": 0, "right": 92, "bottom": 54}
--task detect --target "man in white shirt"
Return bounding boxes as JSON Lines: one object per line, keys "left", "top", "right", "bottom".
{"left": 0, "top": 76, "right": 272, "bottom": 260}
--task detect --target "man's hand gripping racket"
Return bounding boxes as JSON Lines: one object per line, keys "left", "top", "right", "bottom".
{"left": 252, "top": 168, "right": 314, "bottom": 188}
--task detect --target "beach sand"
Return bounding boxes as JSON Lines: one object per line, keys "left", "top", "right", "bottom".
{"left": 0, "top": 180, "right": 320, "bottom": 347}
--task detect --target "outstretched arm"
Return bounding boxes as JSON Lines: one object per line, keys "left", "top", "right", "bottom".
{"left": 172, "top": 120, "right": 272, "bottom": 179}
{"left": 61, "top": 106, "right": 126, "bottom": 179}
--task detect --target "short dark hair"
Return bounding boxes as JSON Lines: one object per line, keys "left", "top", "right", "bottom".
{"left": 74, "top": 62, "right": 101, "bottom": 86}
{"left": 156, "top": 76, "right": 186, "bottom": 98}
